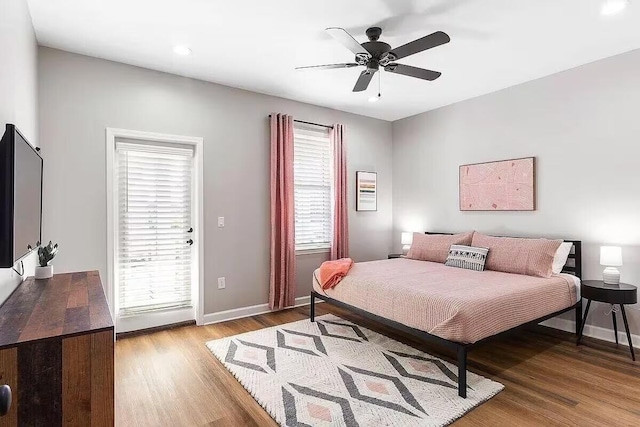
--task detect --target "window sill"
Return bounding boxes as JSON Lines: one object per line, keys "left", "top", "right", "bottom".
{"left": 296, "top": 247, "right": 331, "bottom": 256}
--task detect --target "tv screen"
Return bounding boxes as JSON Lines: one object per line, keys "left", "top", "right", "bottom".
{"left": 0, "top": 124, "right": 43, "bottom": 268}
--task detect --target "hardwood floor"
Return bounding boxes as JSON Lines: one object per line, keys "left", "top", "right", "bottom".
{"left": 115, "top": 304, "right": 640, "bottom": 426}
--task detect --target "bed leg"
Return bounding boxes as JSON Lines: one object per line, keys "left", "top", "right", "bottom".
{"left": 457, "top": 346, "right": 467, "bottom": 398}
{"left": 575, "top": 300, "right": 583, "bottom": 336}
{"left": 310, "top": 292, "right": 316, "bottom": 322}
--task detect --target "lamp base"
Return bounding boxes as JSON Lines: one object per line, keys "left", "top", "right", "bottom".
{"left": 402, "top": 245, "right": 410, "bottom": 256}
{"left": 603, "top": 267, "right": 620, "bottom": 285}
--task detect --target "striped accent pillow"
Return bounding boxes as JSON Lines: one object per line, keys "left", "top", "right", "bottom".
{"left": 445, "top": 245, "right": 489, "bottom": 271}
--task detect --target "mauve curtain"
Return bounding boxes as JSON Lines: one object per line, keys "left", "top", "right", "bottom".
{"left": 331, "top": 124, "right": 349, "bottom": 260}
{"left": 269, "top": 114, "right": 296, "bottom": 310}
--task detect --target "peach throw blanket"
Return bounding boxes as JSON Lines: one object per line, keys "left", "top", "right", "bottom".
{"left": 319, "top": 258, "right": 354, "bottom": 290}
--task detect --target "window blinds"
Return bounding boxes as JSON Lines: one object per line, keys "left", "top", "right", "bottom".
{"left": 293, "top": 125, "right": 333, "bottom": 251}
{"left": 116, "top": 141, "right": 194, "bottom": 316}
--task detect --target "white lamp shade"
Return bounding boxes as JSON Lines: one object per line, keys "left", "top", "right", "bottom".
{"left": 401, "top": 232, "right": 413, "bottom": 245}
{"left": 600, "top": 246, "right": 622, "bottom": 267}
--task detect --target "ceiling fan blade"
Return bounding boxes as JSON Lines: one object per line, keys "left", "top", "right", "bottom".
{"left": 326, "top": 27, "right": 371, "bottom": 58}
{"left": 384, "top": 63, "right": 442, "bottom": 81}
{"left": 386, "top": 31, "right": 450, "bottom": 61}
{"left": 353, "top": 70, "right": 375, "bottom": 92}
{"left": 295, "top": 63, "right": 360, "bottom": 71}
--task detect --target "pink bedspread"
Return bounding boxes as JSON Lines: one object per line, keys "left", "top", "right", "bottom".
{"left": 313, "top": 258, "right": 577, "bottom": 344}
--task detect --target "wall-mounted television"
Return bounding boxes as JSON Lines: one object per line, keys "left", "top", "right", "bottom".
{"left": 0, "top": 124, "right": 43, "bottom": 268}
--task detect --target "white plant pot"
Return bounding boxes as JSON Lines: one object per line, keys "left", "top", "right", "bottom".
{"left": 35, "top": 265, "right": 54, "bottom": 279}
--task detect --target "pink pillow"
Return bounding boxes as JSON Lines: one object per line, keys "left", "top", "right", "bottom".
{"left": 471, "top": 233, "right": 562, "bottom": 278}
{"left": 407, "top": 232, "right": 474, "bottom": 263}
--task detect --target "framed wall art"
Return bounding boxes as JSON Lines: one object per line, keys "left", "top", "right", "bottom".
{"left": 459, "top": 157, "right": 535, "bottom": 211}
{"left": 356, "top": 171, "right": 377, "bottom": 211}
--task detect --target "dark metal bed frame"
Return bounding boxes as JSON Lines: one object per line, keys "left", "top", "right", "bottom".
{"left": 310, "top": 234, "right": 582, "bottom": 398}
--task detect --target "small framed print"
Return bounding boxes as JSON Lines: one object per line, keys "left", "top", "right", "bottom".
{"left": 356, "top": 171, "right": 377, "bottom": 212}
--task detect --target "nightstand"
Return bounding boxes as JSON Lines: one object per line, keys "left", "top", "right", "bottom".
{"left": 578, "top": 280, "right": 637, "bottom": 360}
{"left": 388, "top": 254, "right": 404, "bottom": 259}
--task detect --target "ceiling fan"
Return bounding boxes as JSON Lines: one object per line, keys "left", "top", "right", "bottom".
{"left": 296, "top": 27, "right": 450, "bottom": 92}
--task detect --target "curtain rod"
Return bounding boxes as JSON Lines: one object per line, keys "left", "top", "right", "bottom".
{"left": 268, "top": 115, "right": 334, "bottom": 129}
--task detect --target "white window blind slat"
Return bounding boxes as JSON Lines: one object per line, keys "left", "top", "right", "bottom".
{"left": 294, "top": 124, "right": 333, "bottom": 251}
{"left": 116, "top": 141, "right": 194, "bottom": 316}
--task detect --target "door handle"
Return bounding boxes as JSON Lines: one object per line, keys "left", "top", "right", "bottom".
{"left": 0, "top": 384, "right": 11, "bottom": 416}
{"left": 187, "top": 239, "right": 194, "bottom": 246}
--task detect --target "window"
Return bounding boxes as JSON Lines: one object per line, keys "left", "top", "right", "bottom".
{"left": 115, "top": 140, "right": 194, "bottom": 317}
{"left": 293, "top": 124, "right": 333, "bottom": 252}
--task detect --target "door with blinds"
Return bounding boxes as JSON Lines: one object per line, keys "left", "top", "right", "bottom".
{"left": 115, "top": 139, "right": 196, "bottom": 332}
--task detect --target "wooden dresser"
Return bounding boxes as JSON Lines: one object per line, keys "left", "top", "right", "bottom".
{"left": 0, "top": 271, "right": 114, "bottom": 426}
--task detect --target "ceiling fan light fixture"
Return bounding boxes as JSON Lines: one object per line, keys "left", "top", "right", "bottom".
{"left": 173, "top": 45, "right": 192, "bottom": 56}
{"left": 601, "top": 0, "right": 629, "bottom": 16}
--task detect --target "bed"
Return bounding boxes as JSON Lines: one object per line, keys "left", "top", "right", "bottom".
{"left": 309, "top": 234, "right": 583, "bottom": 398}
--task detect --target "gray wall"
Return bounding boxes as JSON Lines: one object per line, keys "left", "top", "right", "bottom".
{"left": 38, "top": 47, "right": 393, "bottom": 315}
{"left": 392, "top": 48, "right": 640, "bottom": 334}
{"left": 0, "top": 0, "right": 38, "bottom": 304}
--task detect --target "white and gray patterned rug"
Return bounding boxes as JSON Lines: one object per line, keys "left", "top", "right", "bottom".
{"left": 206, "top": 314, "right": 503, "bottom": 426}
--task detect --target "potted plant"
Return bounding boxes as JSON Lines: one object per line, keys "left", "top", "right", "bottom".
{"left": 35, "top": 241, "right": 58, "bottom": 279}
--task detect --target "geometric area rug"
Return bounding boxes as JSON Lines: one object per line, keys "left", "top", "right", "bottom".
{"left": 206, "top": 314, "right": 504, "bottom": 426}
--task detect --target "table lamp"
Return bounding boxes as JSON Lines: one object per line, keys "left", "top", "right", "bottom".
{"left": 401, "top": 232, "right": 413, "bottom": 255}
{"left": 600, "top": 246, "right": 622, "bottom": 285}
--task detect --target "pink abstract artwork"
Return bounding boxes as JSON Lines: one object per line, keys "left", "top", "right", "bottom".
{"left": 459, "top": 157, "right": 535, "bottom": 211}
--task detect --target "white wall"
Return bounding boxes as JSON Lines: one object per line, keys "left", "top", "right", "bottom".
{"left": 0, "top": 0, "right": 38, "bottom": 304}
{"left": 392, "top": 48, "right": 640, "bottom": 334}
{"left": 38, "top": 47, "right": 393, "bottom": 316}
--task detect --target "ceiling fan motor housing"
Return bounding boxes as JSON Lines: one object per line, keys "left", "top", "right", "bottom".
{"left": 360, "top": 41, "right": 392, "bottom": 59}
{"left": 360, "top": 27, "right": 394, "bottom": 66}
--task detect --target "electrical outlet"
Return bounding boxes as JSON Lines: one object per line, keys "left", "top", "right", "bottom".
{"left": 217, "top": 217, "right": 225, "bottom": 228}
{"left": 218, "top": 277, "right": 226, "bottom": 289}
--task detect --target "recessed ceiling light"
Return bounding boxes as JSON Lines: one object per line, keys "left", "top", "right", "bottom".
{"left": 173, "top": 45, "right": 192, "bottom": 56}
{"left": 601, "top": 0, "right": 629, "bottom": 16}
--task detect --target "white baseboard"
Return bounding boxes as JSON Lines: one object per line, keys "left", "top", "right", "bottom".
{"left": 203, "top": 295, "right": 320, "bottom": 325}
{"left": 540, "top": 318, "right": 640, "bottom": 350}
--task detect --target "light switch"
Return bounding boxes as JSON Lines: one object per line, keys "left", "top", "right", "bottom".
{"left": 218, "top": 217, "right": 225, "bottom": 228}
{"left": 218, "top": 277, "right": 226, "bottom": 289}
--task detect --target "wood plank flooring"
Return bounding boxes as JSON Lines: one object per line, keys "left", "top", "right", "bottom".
{"left": 115, "top": 304, "right": 640, "bottom": 426}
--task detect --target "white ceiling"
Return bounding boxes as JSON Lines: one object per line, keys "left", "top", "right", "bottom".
{"left": 27, "top": 0, "right": 640, "bottom": 121}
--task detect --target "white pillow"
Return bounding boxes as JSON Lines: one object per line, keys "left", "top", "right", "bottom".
{"left": 552, "top": 242, "right": 573, "bottom": 274}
